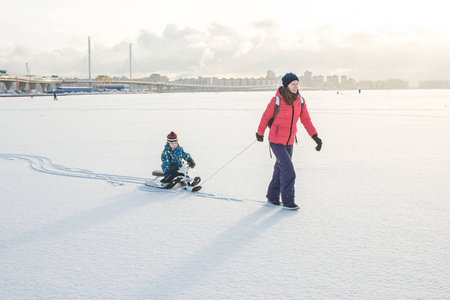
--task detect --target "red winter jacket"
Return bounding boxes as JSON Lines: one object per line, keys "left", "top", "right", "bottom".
{"left": 257, "top": 87, "right": 317, "bottom": 146}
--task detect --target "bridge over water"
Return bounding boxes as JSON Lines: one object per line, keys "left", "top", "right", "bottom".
{"left": 0, "top": 76, "right": 278, "bottom": 93}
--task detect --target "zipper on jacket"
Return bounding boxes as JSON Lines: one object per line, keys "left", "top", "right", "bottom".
{"left": 286, "top": 104, "right": 294, "bottom": 146}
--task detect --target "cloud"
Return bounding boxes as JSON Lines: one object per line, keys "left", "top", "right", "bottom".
{"left": 253, "top": 19, "right": 280, "bottom": 34}
{"left": 1, "top": 22, "right": 449, "bottom": 83}
{"left": 199, "top": 48, "right": 214, "bottom": 69}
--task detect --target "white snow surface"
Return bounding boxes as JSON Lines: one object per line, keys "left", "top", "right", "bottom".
{"left": 1, "top": 90, "right": 449, "bottom": 299}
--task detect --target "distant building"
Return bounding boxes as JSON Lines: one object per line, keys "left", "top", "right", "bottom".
{"left": 326, "top": 75, "right": 339, "bottom": 89}
{"left": 418, "top": 80, "right": 449, "bottom": 89}
{"left": 312, "top": 76, "right": 325, "bottom": 88}
{"left": 385, "top": 79, "right": 409, "bottom": 89}
{"left": 266, "top": 70, "right": 276, "bottom": 79}
{"left": 340, "top": 76, "right": 347, "bottom": 89}
{"left": 198, "top": 76, "right": 211, "bottom": 85}
{"left": 146, "top": 74, "right": 169, "bottom": 83}
{"left": 347, "top": 78, "right": 356, "bottom": 89}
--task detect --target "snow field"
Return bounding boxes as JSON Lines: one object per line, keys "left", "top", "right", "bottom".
{"left": 1, "top": 90, "right": 449, "bottom": 299}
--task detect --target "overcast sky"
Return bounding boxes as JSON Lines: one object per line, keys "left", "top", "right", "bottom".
{"left": 1, "top": 0, "right": 449, "bottom": 83}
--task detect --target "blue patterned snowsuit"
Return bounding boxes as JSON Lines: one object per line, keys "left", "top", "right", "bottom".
{"left": 160, "top": 143, "right": 193, "bottom": 183}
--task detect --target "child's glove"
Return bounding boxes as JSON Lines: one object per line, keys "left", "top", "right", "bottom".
{"left": 169, "top": 164, "right": 179, "bottom": 171}
{"left": 188, "top": 159, "right": 196, "bottom": 168}
{"left": 312, "top": 134, "right": 322, "bottom": 151}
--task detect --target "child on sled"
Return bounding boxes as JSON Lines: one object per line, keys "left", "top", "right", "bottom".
{"left": 160, "top": 131, "right": 196, "bottom": 188}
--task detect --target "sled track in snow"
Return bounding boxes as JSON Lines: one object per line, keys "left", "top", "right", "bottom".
{"left": 0, "top": 153, "right": 148, "bottom": 186}
{"left": 0, "top": 153, "right": 257, "bottom": 203}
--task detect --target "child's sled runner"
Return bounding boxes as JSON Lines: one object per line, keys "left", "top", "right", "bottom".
{"left": 145, "top": 163, "right": 201, "bottom": 192}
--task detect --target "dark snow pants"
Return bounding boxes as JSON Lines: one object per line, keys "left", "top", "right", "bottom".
{"left": 161, "top": 170, "right": 183, "bottom": 183}
{"left": 267, "top": 143, "right": 296, "bottom": 205}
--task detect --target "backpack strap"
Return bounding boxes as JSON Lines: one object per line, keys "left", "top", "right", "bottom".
{"left": 276, "top": 96, "right": 281, "bottom": 105}
{"left": 268, "top": 96, "right": 280, "bottom": 129}
{"left": 295, "top": 96, "right": 305, "bottom": 145}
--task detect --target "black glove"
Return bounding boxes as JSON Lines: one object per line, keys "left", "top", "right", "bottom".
{"left": 256, "top": 132, "right": 264, "bottom": 142}
{"left": 188, "top": 159, "right": 196, "bottom": 168}
{"left": 169, "top": 164, "right": 179, "bottom": 171}
{"left": 312, "top": 134, "right": 322, "bottom": 151}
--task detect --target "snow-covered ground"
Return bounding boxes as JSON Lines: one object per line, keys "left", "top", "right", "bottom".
{"left": 1, "top": 90, "right": 449, "bottom": 299}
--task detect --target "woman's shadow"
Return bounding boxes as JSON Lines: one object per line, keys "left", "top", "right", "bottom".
{"left": 130, "top": 206, "right": 295, "bottom": 299}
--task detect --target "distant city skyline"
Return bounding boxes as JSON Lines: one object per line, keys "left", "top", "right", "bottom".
{"left": 2, "top": 69, "right": 448, "bottom": 93}
{"left": 109, "top": 70, "right": 449, "bottom": 89}
{"left": 2, "top": 0, "right": 450, "bottom": 85}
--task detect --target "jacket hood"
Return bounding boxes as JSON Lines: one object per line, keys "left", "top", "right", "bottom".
{"left": 276, "top": 86, "right": 283, "bottom": 97}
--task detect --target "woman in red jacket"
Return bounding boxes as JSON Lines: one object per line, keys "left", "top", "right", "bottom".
{"left": 256, "top": 72, "right": 322, "bottom": 210}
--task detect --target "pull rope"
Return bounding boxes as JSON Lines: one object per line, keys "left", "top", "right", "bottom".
{"left": 202, "top": 140, "right": 257, "bottom": 186}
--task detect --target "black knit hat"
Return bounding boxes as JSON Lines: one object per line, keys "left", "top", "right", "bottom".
{"left": 282, "top": 72, "right": 299, "bottom": 88}
{"left": 167, "top": 131, "right": 178, "bottom": 142}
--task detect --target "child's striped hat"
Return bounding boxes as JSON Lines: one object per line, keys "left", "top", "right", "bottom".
{"left": 167, "top": 131, "right": 178, "bottom": 142}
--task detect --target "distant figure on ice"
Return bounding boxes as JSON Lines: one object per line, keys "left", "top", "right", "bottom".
{"left": 359, "top": 89, "right": 361, "bottom": 94}
{"left": 53, "top": 93, "right": 58, "bottom": 101}
{"left": 160, "top": 131, "right": 196, "bottom": 188}
{"left": 256, "top": 72, "right": 322, "bottom": 210}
